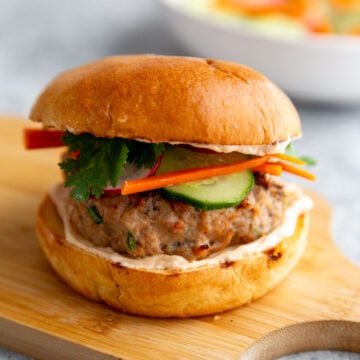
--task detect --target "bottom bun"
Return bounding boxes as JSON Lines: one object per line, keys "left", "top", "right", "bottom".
{"left": 36, "top": 194, "right": 310, "bottom": 318}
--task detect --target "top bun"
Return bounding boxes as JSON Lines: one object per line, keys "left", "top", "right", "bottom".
{"left": 30, "top": 55, "right": 301, "bottom": 146}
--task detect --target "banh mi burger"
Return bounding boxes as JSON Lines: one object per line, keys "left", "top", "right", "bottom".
{"left": 25, "top": 55, "right": 315, "bottom": 318}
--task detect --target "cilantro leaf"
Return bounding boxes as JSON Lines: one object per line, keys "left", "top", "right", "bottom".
{"left": 126, "top": 231, "right": 137, "bottom": 251}
{"left": 285, "top": 143, "right": 298, "bottom": 158}
{"left": 109, "top": 139, "right": 129, "bottom": 187}
{"left": 59, "top": 132, "right": 164, "bottom": 202}
{"left": 60, "top": 134, "right": 112, "bottom": 201}
{"left": 285, "top": 143, "right": 317, "bottom": 166}
{"left": 299, "top": 156, "right": 317, "bottom": 166}
{"left": 87, "top": 205, "right": 103, "bottom": 224}
{"left": 127, "top": 141, "right": 165, "bottom": 169}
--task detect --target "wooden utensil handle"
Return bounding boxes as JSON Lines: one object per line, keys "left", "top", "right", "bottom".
{"left": 241, "top": 320, "right": 360, "bottom": 360}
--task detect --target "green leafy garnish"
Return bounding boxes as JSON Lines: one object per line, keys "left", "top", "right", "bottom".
{"left": 127, "top": 140, "right": 165, "bottom": 169}
{"left": 59, "top": 132, "right": 164, "bottom": 202}
{"left": 86, "top": 205, "right": 103, "bottom": 224}
{"left": 285, "top": 143, "right": 317, "bottom": 166}
{"left": 298, "top": 156, "right": 317, "bottom": 166}
{"left": 126, "top": 231, "right": 137, "bottom": 251}
{"left": 285, "top": 142, "right": 297, "bottom": 158}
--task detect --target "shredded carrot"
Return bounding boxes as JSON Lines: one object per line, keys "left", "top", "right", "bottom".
{"left": 121, "top": 156, "right": 270, "bottom": 195}
{"left": 215, "top": 0, "right": 293, "bottom": 16}
{"left": 253, "top": 163, "right": 283, "bottom": 176}
{"left": 280, "top": 161, "right": 316, "bottom": 181}
{"left": 346, "top": 25, "right": 360, "bottom": 35}
{"left": 122, "top": 152, "right": 316, "bottom": 195}
{"left": 271, "top": 153, "right": 306, "bottom": 165}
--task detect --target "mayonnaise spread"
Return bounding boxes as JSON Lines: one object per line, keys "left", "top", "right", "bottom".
{"left": 134, "top": 136, "right": 297, "bottom": 156}
{"left": 50, "top": 183, "right": 313, "bottom": 271}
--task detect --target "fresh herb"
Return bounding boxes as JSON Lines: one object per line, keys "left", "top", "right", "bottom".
{"left": 298, "top": 156, "right": 317, "bottom": 166}
{"left": 59, "top": 132, "right": 164, "bottom": 202}
{"left": 126, "top": 231, "right": 137, "bottom": 251}
{"left": 285, "top": 143, "right": 317, "bottom": 166}
{"left": 86, "top": 205, "right": 103, "bottom": 224}
{"left": 285, "top": 143, "right": 297, "bottom": 157}
{"left": 127, "top": 141, "right": 165, "bottom": 169}
{"left": 253, "top": 227, "right": 263, "bottom": 238}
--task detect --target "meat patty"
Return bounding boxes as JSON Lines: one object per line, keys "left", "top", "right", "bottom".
{"left": 66, "top": 174, "right": 298, "bottom": 261}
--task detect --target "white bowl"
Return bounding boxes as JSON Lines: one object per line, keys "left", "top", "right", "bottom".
{"left": 160, "top": 0, "right": 360, "bottom": 104}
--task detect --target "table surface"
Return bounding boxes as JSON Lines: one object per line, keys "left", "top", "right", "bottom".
{"left": 0, "top": 1, "right": 359, "bottom": 359}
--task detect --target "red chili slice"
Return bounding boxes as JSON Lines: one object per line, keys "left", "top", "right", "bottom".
{"left": 103, "top": 155, "right": 164, "bottom": 195}
{"left": 23, "top": 128, "right": 64, "bottom": 149}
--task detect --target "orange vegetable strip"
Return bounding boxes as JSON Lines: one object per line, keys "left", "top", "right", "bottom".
{"left": 121, "top": 156, "right": 270, "bottom": 195}
{"left": 271, "top": 153, "right": 306, "bottom": 165}
{"left": 253, "top": 163, "right": 283, "bottom": 176}
{"left": 346, "top": 26, "right": 360, "bottom": 35}
{"left": 23, "top": 128, "right": 64, "bottom": 149}
{"left": 216, "top": 0, "right": 290, "bottom": 15}
{"left": 280, "top": 162, "right": 316, "bottom": 181}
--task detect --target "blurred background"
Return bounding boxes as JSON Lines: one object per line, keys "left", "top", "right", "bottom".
{"left": 1, "top": 1, "right": 360, "bottom": 359}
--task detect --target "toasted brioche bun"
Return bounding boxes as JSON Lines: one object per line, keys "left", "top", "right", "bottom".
{"left": 30, "top": 55, "right": 301, "bottom": 146}
{"left": 32, "top": 55, "right": 309, "bottom": 317}
{"left": 36, "top": 194, "right": 310, "bottom": 318}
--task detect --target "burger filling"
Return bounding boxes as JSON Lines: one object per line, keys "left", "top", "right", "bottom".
{"left": 25, "top": 129, "right": 314, "bottom": 262}
{"left": 64, "top": 173, "right": 299, "bottom": 261}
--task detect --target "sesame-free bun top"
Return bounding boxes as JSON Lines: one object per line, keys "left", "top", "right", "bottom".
{"left": 30, "top": 55, "right": 301, "bottom": 146}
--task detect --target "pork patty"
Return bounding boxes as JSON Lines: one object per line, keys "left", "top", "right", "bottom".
{"left": 66, "top": 174, "right": 298, "bottom": 261}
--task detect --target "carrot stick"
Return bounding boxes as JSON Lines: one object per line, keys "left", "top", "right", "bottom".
{"left": 271, "top": 153, "right": 306, "bottom": 165}
{"left": 253, "top": 163, "right": 283, "bottom": 176}
{"left": 280, "top": 161, "right": 316, "bottom": 181}
{"left": 121, "top": 156, "right": 270, "bottom": 195}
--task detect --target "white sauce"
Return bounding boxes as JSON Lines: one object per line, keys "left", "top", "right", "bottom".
{"left": 50, "top": 183, "right": 313, "bottom": 272}
{"left": 53, "top": 125, "right": 297, "bottom": 156}
{"left": 135, "top": 136, "right": 298, "bottom": 156}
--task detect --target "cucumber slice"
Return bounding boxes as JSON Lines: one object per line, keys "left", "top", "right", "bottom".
{"left": 156, "top": 146, "right": 254, "bottom": 210}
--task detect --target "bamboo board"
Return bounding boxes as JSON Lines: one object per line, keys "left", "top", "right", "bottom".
{"left": 0, "top": 118, "right": 359, "bottom": 360}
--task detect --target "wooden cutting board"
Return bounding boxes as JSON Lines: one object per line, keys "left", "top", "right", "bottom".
{"left": 0, "top": 118, "right": 359, "bottom": 360}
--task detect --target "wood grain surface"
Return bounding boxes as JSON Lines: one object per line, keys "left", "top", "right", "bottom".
{"left": 0, "top": 118, "right": 359, "bottom": 360}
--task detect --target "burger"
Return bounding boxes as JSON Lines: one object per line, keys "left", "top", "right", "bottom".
{"left": 26, "top": 55, "right": 314, "bottom": 318}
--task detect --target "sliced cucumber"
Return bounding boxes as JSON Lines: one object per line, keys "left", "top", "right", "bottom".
{"left": 156, "top": 146, "right": 254, "bottom": 210}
